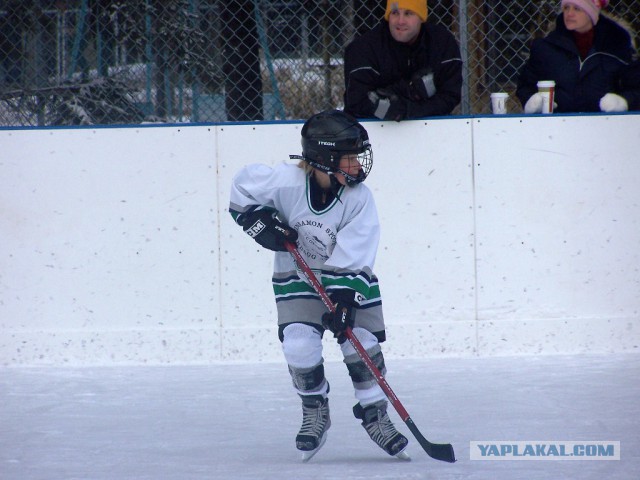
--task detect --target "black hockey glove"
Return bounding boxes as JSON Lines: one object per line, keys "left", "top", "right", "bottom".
{"left": 322, "top": 289, "right": 358, "bottom": 339}
{"left": 368, "top": 88, "right": 407, "bottom": 122}
{"left": 409, "top": 67, "right": 437, "bottom": 101}
{"left": 239, "top": 209, "right": 298, "bottom": 252}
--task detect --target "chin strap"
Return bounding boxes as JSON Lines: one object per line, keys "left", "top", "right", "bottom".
{"left": 328, "top": 174, "right": 346, "bottom": 204}
{"left": 329, "top": 174, "right": 343, "bottom": 196}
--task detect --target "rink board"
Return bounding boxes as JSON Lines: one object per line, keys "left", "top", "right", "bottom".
{"left": 1, "top": 114, "right": 638, "bottom": 364}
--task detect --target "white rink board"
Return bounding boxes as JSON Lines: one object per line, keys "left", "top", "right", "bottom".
{"left": 472, "top": 115, "right": 640, "bottom": 354}
{"left": 1, "top": 115, "right": 639, "bottom": 365}
{"left": 1, "top": 126, "right": 221, "bottom": 364}
{"left": 361, "top": 119, "right": 477, "bottom": 357}
{"left": 216, "top": 122, "right": 304, "bottom": 361}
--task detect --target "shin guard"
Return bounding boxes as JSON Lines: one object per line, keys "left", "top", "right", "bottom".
{"left": 341, "top": 327, "right": 387, "bottom": 405}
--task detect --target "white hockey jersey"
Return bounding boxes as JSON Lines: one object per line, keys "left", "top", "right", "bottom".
{"left": 229, "top": 162, "right": 382, "bottom": 307}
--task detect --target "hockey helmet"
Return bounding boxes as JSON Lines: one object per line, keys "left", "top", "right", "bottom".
{"left": 299, "top": 110, "right": 372, "bottom": 186}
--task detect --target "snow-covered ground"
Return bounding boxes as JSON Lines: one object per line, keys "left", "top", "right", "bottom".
{"left": 1, "top": 352, "right": 638, "bottom": 479}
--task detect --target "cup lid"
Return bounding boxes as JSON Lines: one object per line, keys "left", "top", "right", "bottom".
{"left": 490, "top": 92, "right": 509, "bottom": 97}
{"left": 537, "top": 80, "right": 556, "bottom": 87}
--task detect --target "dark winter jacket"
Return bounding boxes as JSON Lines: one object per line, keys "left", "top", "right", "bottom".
{"left": 343, "top": 20, "right": 462, "bottom": 119}
{"left": 516, "top": 14, "right": 640, "bottom": 112}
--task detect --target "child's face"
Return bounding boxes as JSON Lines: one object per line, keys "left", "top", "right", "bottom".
{"left": 335, "top": 154, "right": 362, "bottom": 186}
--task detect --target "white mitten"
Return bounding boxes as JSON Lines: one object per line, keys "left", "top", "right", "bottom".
{"left": 599, "top": 93, "right": 628, "bottom": 112}
{"left": 524, "top": 93, "right": 543, "bottom": 113}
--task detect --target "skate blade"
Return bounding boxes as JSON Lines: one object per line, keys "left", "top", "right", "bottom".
{"left": 395, "top": 449, "right": 411, "bottom": 461}
{"left": 300, "top": 432, "right": 328, "bottom": 463}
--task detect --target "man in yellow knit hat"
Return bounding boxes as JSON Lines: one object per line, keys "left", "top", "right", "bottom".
{"left": 344, "top": 0, "right": 462, "bottom": 120}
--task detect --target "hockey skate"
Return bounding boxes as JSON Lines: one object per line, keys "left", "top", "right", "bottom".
{"left": 354, "top": 400, "right": 410, "bottom": 460}
{"left": 296, "top": 395, "right": 331, "bottom": 462}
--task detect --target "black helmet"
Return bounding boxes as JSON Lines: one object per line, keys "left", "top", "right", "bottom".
{"left": 298, "top": 110, "right": 372, "bottom": 186}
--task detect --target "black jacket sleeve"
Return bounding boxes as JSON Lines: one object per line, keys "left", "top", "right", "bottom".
{"left": 516, "top": 38, "right": 545, "bottom": 108}
{"left": 343, "top": 42, "right": 378, "bottom": 118}
{"left": 405, "top": 28, "right": 463, "bottom": 118}
{"left": 619, "top": 58, "right": 640, "bottom": 111}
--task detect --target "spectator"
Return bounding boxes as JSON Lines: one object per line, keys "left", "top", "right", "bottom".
{"left": 343, "top": 0, "right": 462, "bottom": 121}
{"left": 517, "top": 0, "right": 640, "bottom": 113}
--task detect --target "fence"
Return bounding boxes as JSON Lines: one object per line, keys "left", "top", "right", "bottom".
{"left": 1, "top": 0, "right": 639, "bottom": 126}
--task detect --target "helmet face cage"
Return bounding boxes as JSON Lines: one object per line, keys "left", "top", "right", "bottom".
{"left": 300, "top": 110, "right": 373, "bottom": 186}
{"left": 335, "top": 145, "right": 372, "bottom": 186}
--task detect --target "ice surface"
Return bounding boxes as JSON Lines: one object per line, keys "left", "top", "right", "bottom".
{"left": 1, "top": 353, "right": 638, "bottom": 479}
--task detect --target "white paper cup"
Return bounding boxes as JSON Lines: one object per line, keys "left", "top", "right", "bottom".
{"left": 490, "top": 92, "right": 509, "bottom": 114}
{"left": 536, "top": 80, "right": 556, "bottom": 114}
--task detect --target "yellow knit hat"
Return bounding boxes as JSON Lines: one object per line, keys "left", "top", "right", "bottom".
{"left": 384, "top": 0, "right": 428, "bottom": 23}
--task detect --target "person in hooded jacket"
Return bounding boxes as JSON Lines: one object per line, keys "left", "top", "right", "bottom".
{"left": 343, "top": 0, "right": 462, "bottom": 121}
{"left": 516, "top": 0, "right": 640, "bottom": 113}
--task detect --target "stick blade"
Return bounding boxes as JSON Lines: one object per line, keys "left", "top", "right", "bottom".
{"left": 405, "top": 417, "right": 456, "bottom": 463}
{"left": 424, "top": 442, "right": 456, "bottom": 463}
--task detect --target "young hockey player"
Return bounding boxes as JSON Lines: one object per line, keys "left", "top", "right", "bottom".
{"left": 229, "top": 110, "right": 409, "bottom": 462}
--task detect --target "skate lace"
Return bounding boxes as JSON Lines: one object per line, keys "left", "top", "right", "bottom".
{"left": 299, "top": 402, "right": 329, "bottom": 437}
{"left": 364, "top": 411, "right": 398, "bottom": 447}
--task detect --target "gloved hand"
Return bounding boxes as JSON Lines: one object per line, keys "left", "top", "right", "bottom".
{"left": 368, "top": 88, "right": 406, "bottom": 122}
{"left": 524, "top": 93, "right": 543, "bottom": 113}
{"left": 524, "top": 92, "right": 557, "bottom": 113}
{"left": 599, "top": 93, "right": 628, "bottom": 112}
{"left": 321, "top": 289, "right": 358, "bottom": 339}
{"left": 409, "top": 67, "right": 436, "bottom": 100}
{"left": 239, "top": 208, "right": 298, "bottom": 252}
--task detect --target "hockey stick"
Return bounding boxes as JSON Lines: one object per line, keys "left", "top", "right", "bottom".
{"left": 284, "top": 242, "right": 456, "bottom": 463}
